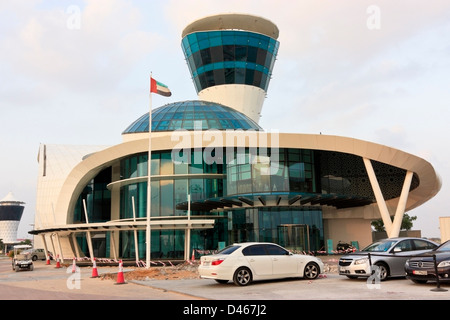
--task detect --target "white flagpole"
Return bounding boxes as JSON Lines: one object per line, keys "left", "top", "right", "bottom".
{"left": 146, "top": 73, "right": 153, "bottom": 268}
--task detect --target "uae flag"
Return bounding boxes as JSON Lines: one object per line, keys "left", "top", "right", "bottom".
{"left": 150, "top": 77, "right": 171, "bottom": 97}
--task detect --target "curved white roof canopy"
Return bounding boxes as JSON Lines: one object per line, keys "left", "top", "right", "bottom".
{"left": 48, "top": 132, "right": 441, "bottom": 227}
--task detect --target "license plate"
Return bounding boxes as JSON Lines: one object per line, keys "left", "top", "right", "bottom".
{"left": 339, "top": 267, "right": 349, "bottom": 274}
{"left": 203, "top": 261, "right": 210, "bottom": 266}
{"left": 413, "top": 270, "right": 427, "bottom": 275}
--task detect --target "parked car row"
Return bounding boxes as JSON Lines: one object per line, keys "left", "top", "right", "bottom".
{"left": 197, "top": 238, "right": 450, "bottom": 286}
{"left": 338, "top": 237, "right": 450, "bottom": 285}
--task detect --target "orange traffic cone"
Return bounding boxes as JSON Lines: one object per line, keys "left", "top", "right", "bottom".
{"left": 55, "top": 255, "right": 61, "bottom": 269}
{"left": 91, "top": 258, "right": 99, "bottom": 278}
{"left": 46, "top": 254, "right": 51, "bottom": 265}
{"left": 115, "top": 260, "right": 126, "bottom": 285}
{"left": 191, "top": 249, "right": 195, "bottom": 261}
{"left": 71, "top": 257, "right": 77, "bottom": 273}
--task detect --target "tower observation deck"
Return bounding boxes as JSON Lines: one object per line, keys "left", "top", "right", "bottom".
{"left": 181, "top": 13, "right": 280, "bottom": 123}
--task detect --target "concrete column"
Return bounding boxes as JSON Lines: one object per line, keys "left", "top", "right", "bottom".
{"left": 110, "top": 231, "right": 118, "bottom": 261}
{"left": 71, "top": 233, "right": 81, "bottom": 258}
{"left": 40, "top": 234, "right": 50, "bottom": 259}
{"left": 390, "top": 171, "right": 413, "bottom": 238}
{"left": 86, "top": 231, "right": 94, "bottom": 262}
{"left": 363, "top": 158, "right": 393, "bottom": 236}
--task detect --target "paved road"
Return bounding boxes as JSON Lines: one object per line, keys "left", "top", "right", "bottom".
{"left": 1, "top": 256, "right": 450, "bottom": 301}
{"left": 0, "top": 258, "right": 199, "bottom": 300}
{"left": 139, "top": 273, "right": 450, "bottom": 300}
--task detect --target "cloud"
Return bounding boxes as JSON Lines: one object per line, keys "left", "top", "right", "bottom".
{"left": 0, "top": 0, "right": 161, "bottom": 103}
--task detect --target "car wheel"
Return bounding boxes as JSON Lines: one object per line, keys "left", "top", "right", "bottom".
{"left": 29, "top": 265, "right": 34, "bottom": 271}
{"left": 304, "top": 262, "right": 320, "bottom": 280}
{"left": 32, "top": 255, "right": 37, "bottom": 261}
{"left": 215, "top": 279, "right": 229, "bottom": 284}
{"left": 15, "top": 266, "right": 20, "bottom": 272}
{"left": 374, "top": 262, "right": 389, "bottom": 281}
{"left": 233, "top": 267, "right": 252, "bottom": 286}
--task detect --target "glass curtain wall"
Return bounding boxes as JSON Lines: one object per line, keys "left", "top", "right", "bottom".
{"left": 73, "top": 167, "right": 112, "bottom": 223}
{"left": 226, "top": 148, "right": 316, "bottom": 195}
{"left": 228, "top": 207, "right": 323, "bottom": 253}
{"left": 182, "top": 30, "right": 280, "bottom": 93}
{"left": 118, "top": 150, "right": 226, "bottom": 259}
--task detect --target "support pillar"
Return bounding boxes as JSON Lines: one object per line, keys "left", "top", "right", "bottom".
{"left": 71, "top": 233, "right": 81, "bottom": 258}
{"left": 363, "top": 158, "right": 393, "bottom": 236}
{"left": 40, "top": 234, "right": 49, "bottom": 258}
{"left": 110, "top": 231, "right": 118, "bottom": 261}
{"left": 390, "top": 171, "right": 414, "bottom": 238}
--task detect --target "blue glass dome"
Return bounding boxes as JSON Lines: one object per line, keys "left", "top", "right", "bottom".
{"left": 123, "top": 100, "right": 263, "bottom": 134}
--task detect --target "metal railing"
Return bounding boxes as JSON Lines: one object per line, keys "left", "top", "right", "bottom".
{"left": 364, "top": 252, "right": 448, "bottom": 292}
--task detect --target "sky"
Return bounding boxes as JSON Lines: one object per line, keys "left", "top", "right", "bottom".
{"left": 1, "top": 0, "right": 449, "bottom": 240}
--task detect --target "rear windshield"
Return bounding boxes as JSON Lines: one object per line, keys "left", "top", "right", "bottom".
{"left": 217, "top": 245, "right": 241, "bottom": 255}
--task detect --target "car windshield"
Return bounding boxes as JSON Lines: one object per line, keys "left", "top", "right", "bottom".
{"left": 362, "top": 240, "right": 397, "bottom": 252}
{"left": 217, "top": 245, "right": 241, "bottom": 255}
{"left": 436, "top": 241, "right": 450, "bottom": 252}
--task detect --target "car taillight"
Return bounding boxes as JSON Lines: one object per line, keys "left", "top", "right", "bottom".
{"left": 211, "top": 259, "right": 224, "bottom": 266}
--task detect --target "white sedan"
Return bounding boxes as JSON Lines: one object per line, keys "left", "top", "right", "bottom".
{"left": 198, "top": 242, "right": 324, "bottom": 286}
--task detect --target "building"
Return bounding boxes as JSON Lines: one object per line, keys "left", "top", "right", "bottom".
{"left": 0, "top": 192, "right": 25, "bottom": 248}
{"left": 440, "top": 217, "right": 450, "bottom": 243}
{"left": 31, "top": 14, "right": 441, "bottom": 263}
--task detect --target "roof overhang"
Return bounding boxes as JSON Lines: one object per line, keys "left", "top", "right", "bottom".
{"left": 51, "top": 132, "right": 441, "bottom": 227}
{"left": 182, "top": 13, "right": 279, "bottom": 39}
{"left": 30, "top": 218, "right": 215, "bottom": 235}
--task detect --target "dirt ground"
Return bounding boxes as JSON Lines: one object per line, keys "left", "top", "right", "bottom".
{"left": 100, "top": 257, "right": 339, "bottom": 282}
{"left": 100, "top": 261, "right": 200, "bottom": 281}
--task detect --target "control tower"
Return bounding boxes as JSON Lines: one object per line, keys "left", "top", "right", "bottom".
{"left": 0, "top": 192, "right": 25, "bottom": 244}
{"left": 181, "top": 13, "right": 280, "bottom": 123}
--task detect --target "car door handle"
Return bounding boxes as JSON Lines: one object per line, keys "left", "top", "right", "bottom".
{"left": 273, "top": 258, "right": 278, "bottom": 261}
{"left": 250, "top": 259, "right": 255, "bottom": 262}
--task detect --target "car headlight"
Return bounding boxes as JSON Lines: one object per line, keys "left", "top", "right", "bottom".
{"left": 354, "top": 258, "right": 369, "bottom": 265}
{"left": 438, "top": 260, "right": 450, "bottom": 268}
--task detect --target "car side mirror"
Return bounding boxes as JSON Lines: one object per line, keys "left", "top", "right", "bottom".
{"left": 393, "top": 247, "right": 401, "bottom": 253}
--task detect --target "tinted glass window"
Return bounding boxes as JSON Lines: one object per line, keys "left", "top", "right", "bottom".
{"left": 413, "top": 240, "right": 437, "bottom": 250}
{"left": 218, "top": 245, "right": 241, "bottom": 255}
{"left": 266, "top": 244, "right": 288, "bottom": 255}
{"left": 123, "top": 101, "right": 262, "bottom": 134}
{"left": 393, "top": 240, "right": 412, "bottom": 252}
{"left": 242, "top": 245, "right": 267, "bottom": 256}
{"left": 182, "top": 30, "right": 279, "bottom": 93}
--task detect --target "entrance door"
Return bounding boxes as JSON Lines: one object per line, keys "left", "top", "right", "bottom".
{"left": 278, "top": 224, "right": 309, "bottom": 252}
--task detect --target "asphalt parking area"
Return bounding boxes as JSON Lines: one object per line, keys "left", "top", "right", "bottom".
{"left": 134, "top": 273, "right": 450, "bottom": 300}
{"left": 1, "top": 257, "right": 449, "bottom": 301}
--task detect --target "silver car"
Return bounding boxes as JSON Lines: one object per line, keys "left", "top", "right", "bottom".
{"left": 338, "top": 237, "right": 438, "bottom": 281}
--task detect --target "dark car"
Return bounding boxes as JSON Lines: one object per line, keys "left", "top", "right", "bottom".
{"left": 405, "top": 240, "right": 450, "bottom": 284}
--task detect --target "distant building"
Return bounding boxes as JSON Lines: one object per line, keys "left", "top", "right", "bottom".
{"left": 440, "top": 217, "right": 450, "bottom": 242}
{"left": 0, "top": 192, "right": 25, "bottom": 244}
